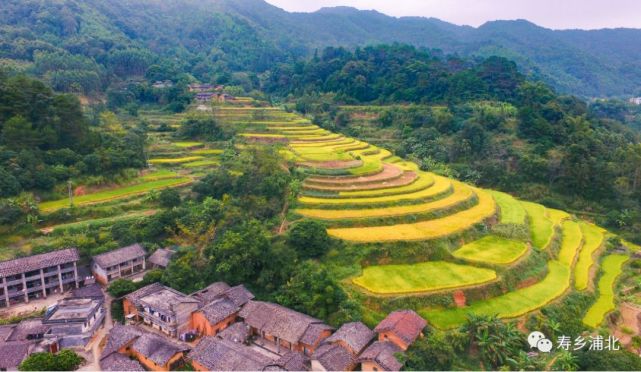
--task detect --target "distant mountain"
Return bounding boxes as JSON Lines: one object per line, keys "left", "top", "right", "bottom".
{"left": 1, "top": 0, "right": 640, "bottom": 97}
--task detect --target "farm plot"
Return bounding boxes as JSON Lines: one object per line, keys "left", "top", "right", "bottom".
{"left": 39, "top": 177, "right": 191, "bottom": 212}
{"left": 583, "top": 254, "right": 629, "bottom": 328}
{"left": 423, "top": 260, "right": 571, "bottom": 329}
{"left": 521, "top": 201, "right": 555, "bottom": 249}
{"left": 149, "top": 156, "right": 204, "bottom": 164}
{"left": 353, "top": 261, "right": 497, "bottom": 295}
{"left": 574, "top": 222, "right": 606, "bottom": 290}
{"left": 336, "top": 172, "right": 435, "bottom": 198}
{"left": 299, "top": 175, "right": 450, "bottom": 206}
{"left": 489, "top": 191, "right": 526, "bottom": 225}
{"left": 453, "top": 236, "right": 529, "bottom": 265}
{"left": 296, "top": 182, "right": 474, "bottom": 221}
{"left": 326, "top": 188, "right": 496, "bottom": 242}
{"left": 557, "top": 220, "right": 583, "bottom": 267}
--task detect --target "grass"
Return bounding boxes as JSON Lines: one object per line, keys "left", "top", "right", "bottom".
{"left": 296, "top": 182, "right": 474, "bottom": 220}
{"left": 149, "top": 156, "right": 204, "bottom": 164}
{"left": 300, "top": 175, "right": 449, "bottom": 206}
{"left": 583, "top": 254, "right": 629, "bottom": 328}
{"left": 327, "top": 188, "right": 496, "bottom": 242}
{"left": 182, "top": 159, "right": 220, "bottom": 168}
{"left": 39, "top": 177, "right": 191, "bottom": 212}
{"left": 574, "top": 222, "right": 606, "bottom": 290}
{"left": 557, "top": 220, "right": 583, "bottom": 267}
{"left": 353, "top": 261, "right": 497, "bottom": 295}
{"left": 488, "top": 191, "right": 526, "bottom": 225}
{"left": 423, "top": 260, "right": 571, "bottom": 328}
{"left": 453, "top": 236, "right": 529, "bottom": 265}
{"left": 521, "top": 201, "right": 554, "bottom": 250}
{"left": 140, "top": 170, "right": 179, "bottom": 181}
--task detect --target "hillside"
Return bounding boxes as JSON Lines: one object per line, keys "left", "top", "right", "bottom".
{"left": 1, "top": 0, "right": 641, "bottom": 97}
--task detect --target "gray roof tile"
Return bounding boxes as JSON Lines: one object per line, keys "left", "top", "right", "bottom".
{"left": 93, "top": 244, "right": 146, "bottom": 268}
{"left": 325, "top": 321, "right": 375, "bottom": 354}
{"left": 0, "top": 248, "right": 79, "bottom": 277}
{"left": 312, "top": 343, "right": 355, "bottom": 371}
{"left": 358, "top": 341, "right": 403, "bottom": 371}
{"left": 189, "top": 336, "right": 273, "bottom": 371}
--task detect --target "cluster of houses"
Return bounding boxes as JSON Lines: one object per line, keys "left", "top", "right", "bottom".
{"left": 630, "top": 97, "right": 641, "bottom": 105}
{"left": 0, "top": 244, "right": 427, "bottom": 371}
{"left": 187, "top": 83, "right": 237, "bottom": 103}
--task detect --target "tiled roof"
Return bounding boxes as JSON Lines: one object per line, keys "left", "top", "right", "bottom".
{"left": 131, "top": 333, "right": 186, "bottom": 366}
{"left": 199, "top": 298, "right": 240, "bottom": 325}
{"left": 100, "top": 352, "right": 145, "bottom": 371}
{"left": 374, "top": 310, "right": 427, "bottom": 345}
{"left": 189, "top": 336, "right": 273, "bottom": 371}
{"left": 217, "top": 322, "right": 251, "bottom": 344}
{"left": 0, "top": 248, "right": 79, "bottom": 277}
{"left": 239, "top": 301, "right": 328, "bottom": 345}
{"left": 265, "top": 351, "right": 310, "bottom": 371}
{"left": 0, "top": 341, "right": 32, "bottom": 369}
{"left": 300, "top": 323, "right": 333, "bottom": 346}
{"left": 100, "top": 325, "right": 143, "bottom": 360}
{"left": 136, "top": 285, "right": 199, "bottom": 314}
{"left": 358, "top": 341, "right": 403, "bottom": 371}
{"left": 223, "top": 285, "right": 255, "bottom": 307}
{"left": 124, "top": 282, "right": 164, "bottom": 302}
{"left": 6, "top": 319, "right": 50, "bottom": 342}
{"left": 191, "top": 282, "right": 231, "bottom": 304}
{"left": 325, "top": 321, "right": 375, "bottom": 354}
{"left": 0, "top": 325, "right": 15, "bottom": 342}
{"left": 312, "top": 343, "right": 355, "bottom": 371}
{"left": 93, "top": 244, "right": 146, "bottom": 268}
{"left": 148, "top": 248, "right": 174, "bottom": 268}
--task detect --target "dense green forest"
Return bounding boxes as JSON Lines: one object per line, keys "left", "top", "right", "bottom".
{"left": 265, "top": 45, "right": 641, "bottom": 242}
{"left": 2, "top": 0, "right": 641, "bottom": 97}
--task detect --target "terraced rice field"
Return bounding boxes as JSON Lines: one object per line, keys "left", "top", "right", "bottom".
{"left": 583, "top": 255, "right": 629, "bottom": 328}
{"left": 211, "top": 102, "right": 631, "bottom": 328}
{"left": 574, "top": 223, "right": 606, "bottom": 290}
{"left": 353, "top": 261, "right": 497, "bottom": 295}
{"left": 149, "top": 156, "right": 204, "bottom": 164}
{"left": 521, "top": 201, "right": 555, "bottom": 249}
{"left": 453, "top": 236, "right": 529, "bottom": 265}
{"left": 423, "top": 260, "right": 571, "bottom": 328}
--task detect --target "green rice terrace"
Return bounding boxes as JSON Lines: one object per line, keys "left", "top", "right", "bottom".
{"left": 208, "top": 100, "right": 638, "bottom": 333}
{"left": 3, "top": 98, "right": 637, "bottom": 337}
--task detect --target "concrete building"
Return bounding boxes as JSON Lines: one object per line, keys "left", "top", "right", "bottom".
{"left": 43, "top": 296, "right": 105, "bottom": 347}
{"left": 124, "top": 283, "right": 199, "bottom": 338}
{"left": 92, "top": 244, "right": 146, "bottom": 284}
{"left": 0, "top": 248, "right": 80, "bottom": 308}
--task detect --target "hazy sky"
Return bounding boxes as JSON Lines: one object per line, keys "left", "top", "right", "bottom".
{"left": 264, "top": 0, "right": 641, "bottom": 30}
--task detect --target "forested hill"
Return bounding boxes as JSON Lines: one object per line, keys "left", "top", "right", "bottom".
{"left": 2, "top": 0, "right": 641, "bottom": 98}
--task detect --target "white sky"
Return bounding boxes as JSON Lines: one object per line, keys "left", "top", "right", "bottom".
{"left": 264, "top": 0, "right": 641, "bottom": 30}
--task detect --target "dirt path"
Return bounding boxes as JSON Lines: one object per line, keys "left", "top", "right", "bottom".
{"left": 79, "top": 290, "right": 113, "bottom": 371}
{"left": 613, "top": 302, "right": 641, "bottom": 347}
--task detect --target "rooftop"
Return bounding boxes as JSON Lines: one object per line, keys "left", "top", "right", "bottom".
{"left": 6, "top": 319, "right": 50, "bottom": 342}
{"left": 131, "top": 332, "right": 187, "bottom": 366}
{"left": 312, "top": 343, "right": 355, "bottom": 371}
{"left": 0, "top": 341, "right": 32, "bottom": 369}
{"left": 189, "top": 336, "right": 274, "bottom": 371}
{"left": 359, "top": 341, "right": 403, "bottom": 371}
{"left": 265, "top": 351, "right": 310, "bottom": 371}
{"left": 100, "top": 325, "right": 144, "bottom": 360}
{"left": 148, "top": 248, "right": 175, "bottom": 268}
{"left": 217, "top": 322, "right": 252, "bottom": 344}
{"left": 199, "top": 297, "right": 240, "bottom": 325}
{"left": 374, "top": 310, "right": 427, "bottom": 345}
{"left": 100, "top": 353, "right": 145, "bottom": 371}
{"left": 0, "top": 248, "right": 79, "bottom": 278}
{"left": 93, "top": 243, "right": 146, "bottom": 268}
{"left": 137, "top": 286, "right": 199, "bottom": 314}
{"left": 70, "top": 283, "right": 104, "bottom": 299}
{"left": 191, "top": 282, "right": 230, "bottom": 304}
{"left": 44, "top": 297, "right": 102, "bottom": 323}
{"left": 325, "top": 321, "right": 375, "bottom": 354}
{"left": 240, "top": 301, "right": 330, "bottom": 345}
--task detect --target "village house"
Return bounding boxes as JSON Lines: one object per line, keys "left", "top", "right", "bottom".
{"left": 148, "top": 248, "right": 175, "bottom": 270}
{"left": 189, "top": 336, "right": 273, "bottom": 371}
{"left": 239, "top": 300, "right": 333, "bottom": 356}
{"left": 188, "top": 83, "right": 214, "bottom": 93}
{"left": 92, "top": 244, "right": 146, "bottom": 284}
{"left": 0, "top": 341, "right": 33, "bottom": 371}
{"left": 152, "top": 80, "right": 173, "bottom": 89}
{"left": 42, "top": 296, "right": 105, "bottom": 347}
{"left": 312, "top": 321, "right": 376, "bottom": 371}
{"left": 190, "top": 282, "right": 254, "bottom": 337}
{"left": 629, "top": 97, "right": 641, "bottom": 105}
{"left": 374, "top": 310, "right": 426, "bottom": 351}
{"left": 195, "top": 92, "right": 215, "bottom": 102}
{"left": 0, "top": 318, "right": 60, "bottom": 369}
{"left": 0, "top": 248, "right": 80, "bottom": 308}
{"left": 124, "top": 283, "right": 200, "bottom": 338}
{"left": 100, "top": 324, "right": 188, "bottom": 371}
{"left": 358, "top": 341, "right": 403, "bottom": 372}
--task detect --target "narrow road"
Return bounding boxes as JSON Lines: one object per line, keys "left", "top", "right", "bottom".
{"left": 79, "top": 290, "right": 114, "bottom": 371}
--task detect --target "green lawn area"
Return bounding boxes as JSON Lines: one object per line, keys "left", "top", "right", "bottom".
{"left": 583, "top": 254, "right": 629, "bottom": 328}
{"left": 558, "top": 220, "right": 583, "bottom": 267}
{"left": 574, "top": 222, "right": 606, "bottom": 290}
{"left": 521, "top": 201, "right": 554, "bottom": 250}
{"left": 453, "top": 236, "right": 529, "bottom": 265}
{"left": 488, "top": 191, "right": 526, "bottom": 225}
{"left": 353, "top": 261, "right": 497, "bottom": 295}
{"left": 40, "top": 177, "right": 191, "bottom": 212}
{"left": 422, "top": 260, "right": 571, "bottom": 328}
